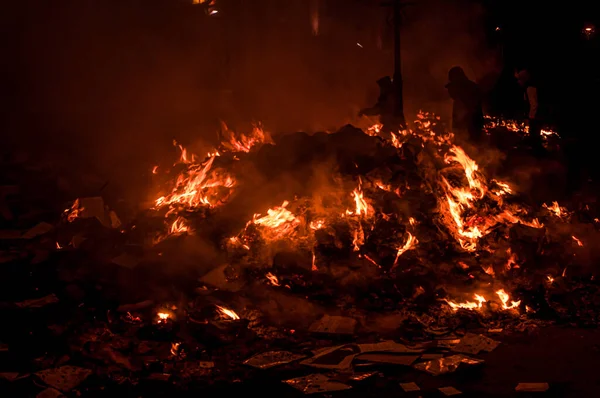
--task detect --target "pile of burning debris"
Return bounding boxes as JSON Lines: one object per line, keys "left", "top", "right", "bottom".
{"left": 1, "top": 113, "right": 599, "bottom": 396}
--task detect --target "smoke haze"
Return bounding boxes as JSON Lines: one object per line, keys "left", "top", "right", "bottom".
{"left": 2, "top": 0, "right": 498, "bottom": 201}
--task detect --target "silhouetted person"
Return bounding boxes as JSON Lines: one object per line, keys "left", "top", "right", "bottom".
{"left": 514, "top": 67, "right": 543, "bottom": 153}
{"left": 359, "top": 76, "right": 398, "bottom": 134}
{"left": 445, "top": 66, "right": 484, "bottom": 141}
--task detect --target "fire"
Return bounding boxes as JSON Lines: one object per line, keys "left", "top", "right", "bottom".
{"left": 170, "top": 342, "right": 181, "bottom": 356}
{"left": 252, "top": 201, "right": 300, "bottom": 241}
{"left": 349, "top": 179, "right": 372, "bottom": 217}
{"left": 156, "top": 312, "right": 170, "bottom": 324}
{"left": 64, "top": 199, "right": 84, "bottom": 222}
{"left": 55, "top": 242, "right": 63, "bottom": 250}
{"left": 215, "top": 305, "right": 240, "bottom": 320}
{"left": 445, "top": 289, "right": 520, "bottom": 312}
{"left": 309, "top": 220, "right": 325, "bottom": 230}
{"left": 265, "top": 272, "right": 280, "bottom": 286}
{"left": 543, "top": 201, "right": 567, "bottom": 218}
{"left": 220, "top": 122, "right": 272, "bottom": 153}
{"left": 169, "top": 217, "right": 190, "bottom": 235}
{"left": 572, "top": 236, "right": 583, "bottom": 247}
{"left": 392, "top": 232, "right": 418, "bottom": 268}
{"left": 440, "top": 143, "right": 542, "bottom": 251}
{"left": 154, "top": 148, "right": 235, "bottom": 211}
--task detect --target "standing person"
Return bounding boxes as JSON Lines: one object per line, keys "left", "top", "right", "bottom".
{"left": 359, "top": 76, "right": 399, "bottom": 135}
{"left": 445, "top": 67, "right": 484, "bottom": 142}
{"left": 514, "top": 66, "right": 543, "bottom": 153}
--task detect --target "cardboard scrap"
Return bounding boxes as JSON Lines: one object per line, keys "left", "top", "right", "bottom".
{"left": 301, "top": 345, "right": 359, "bottom": 370}
{"left": 355, "top": 353, "right": 419, "bottom": 366}
{"left": 452, "top": 333, "right": 500, "bottom": 355}
{"left": 400, "top": 382, "right": 420, "bottom": 392}
{"left": 15, "top": 294, "right": 59, "bottom": 309}
{"left": 515, "top": 383, "right": 549, "bottom": 392}
{"left": 35, "top": 366, "right": 92, "bottom": 392}
{"left": 420, "top": 353, "right": 444, "bottom": 360}
{"left": 284, "top": 373, "right": 351, "bottom": 394}
{"left": 76, "top": 197, "right": 108, "bottom": 226}
{"left": 358, "top": 340, "right": 424, "bottom": 354}
{"left": 22, "top": 222, "right": 54, "bottom": 239}
{"left": 200, "top": 264, "right": 243, "bottom": 292}
{"left": 439, "top": 386, "right": 462, "bottom": 396}
{"left": 0, "top": 372, "right": 20, "bottom": 382}
{"left": 308, "top": 315, "right": 357, "bottom": 335}
{"left": 111, "top": 253, "right": 141, "bottom": 269}
{"left": 244, "top": 351, "right": 306, "bottom": 369}
{"left": 36, "top": 388, "right": 65, "bottom": 398}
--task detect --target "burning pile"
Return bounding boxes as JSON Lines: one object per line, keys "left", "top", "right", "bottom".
{"left": 136, "top": 112, "right": 592, "bottom": 317}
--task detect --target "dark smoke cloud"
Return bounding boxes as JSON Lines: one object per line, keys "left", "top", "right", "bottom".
{"left": 3, "top": 0, "right": 498, "bottom": 202}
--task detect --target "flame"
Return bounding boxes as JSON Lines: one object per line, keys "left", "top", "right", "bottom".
{"left": 252, "top": 201, "right": 300, "bottom": 241}
{"left": 572, "top": 235, "right": 583, "bottom": 247}
{"left": 169, "top": 217, "right": 190, "bottom": 235}
{"left": 64, "top": 199, "right": 84, "bottom": 222}
{"left": 55, "top": 242, "right": 63, "bottom": 250}
{"left": 392, "top": 232, "right": 418, "bottom": 268}
{"left": 496, "top": 289, "right": 521, "bottom": 310}
{"left": 156, "top": 312, "right": 170, "bottom": 324}
{"left": 310, "top": 220, "right": 325, "bottom": 230}
{"left": 445, "top": 289, "right": 520, "bottom": 312}
{"left": 543, "top": 201, "right": 567, "bottom": 218}
{"left": 152, "top": 165, "right": 159, "bottom": 174}
{"left": 265, "top": 272, "right": 280, "bottom": 286}
{"left": 220, "top": 122, "right": 272, "bottom": 153}
{"left": 350, "top": 179, "right": 372, "bottom": 217}
{"left": 215, "top": 305, "right": 240, "bottom": 320}
{"left": 170, "top": 342, "right": 181, "bottom": 356}
{"left": 155, "top": 147, "right": 235, "bottom": 211}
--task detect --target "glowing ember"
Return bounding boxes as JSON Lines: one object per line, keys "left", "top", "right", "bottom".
{"left": 215, "top": 305, "right": 240, "bottom": 320}
{"left": 572, "top": 236, "right": 583, "bottom": 247}
{"left": 156, "top": 312, "right": 170, "bottom": 324}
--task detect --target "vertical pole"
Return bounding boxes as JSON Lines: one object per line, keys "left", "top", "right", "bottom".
{"left": 392, "top": 0, "right": 406, "bottom": 127}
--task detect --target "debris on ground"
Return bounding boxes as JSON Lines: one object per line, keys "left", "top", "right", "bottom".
{"left": 244, "top": 351, "right": 306, "bottom": 369}
{"left": 439, "top": 386, "right": 463, "bottom": 396}
{"left": 35, "top": 366, "right": 92, "bottom": 392}
{"left": 400, "top": 382, "right": 420, "bottom": 392}
{"left": 414, "top": 355, "right": 484, "bottom": 376}
{"left": 515, "top": 382, "right": 550, "bottom": 392}
{"left": 452, "top": 333, "right": 500, "bottom": 355}
{"left": 284, "top": 373, "right": 352, "bottom": 394}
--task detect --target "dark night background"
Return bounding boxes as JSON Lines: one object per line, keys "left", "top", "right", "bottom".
{"left": 1, "top": 0, "right": 599, "bottom": 200}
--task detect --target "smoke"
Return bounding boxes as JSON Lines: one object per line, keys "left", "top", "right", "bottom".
{"left": 4, "top": 0, "right": 498, "bottom": 203}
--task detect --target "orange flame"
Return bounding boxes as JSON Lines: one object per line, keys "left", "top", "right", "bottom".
{"left": 216, "top": 305, "right": 240, "bottom": 320}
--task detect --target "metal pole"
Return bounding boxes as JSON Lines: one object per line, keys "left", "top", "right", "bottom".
{"left": 392, "top": 0, "right": 406, "bottom": 127}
